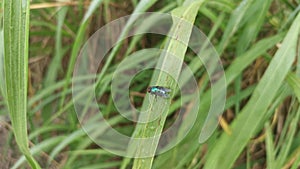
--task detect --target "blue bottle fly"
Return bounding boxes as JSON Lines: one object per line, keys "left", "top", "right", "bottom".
{"left": 147, "top": 86, "right": 171, "bottom": 98}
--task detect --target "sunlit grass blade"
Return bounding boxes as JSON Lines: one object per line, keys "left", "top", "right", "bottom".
{"left": 3, "top": 0, "right": 40, "bottom": 168}
{"left": 204, "top": 12, "right": 300, "bottom": 169}
{"left": 131, "top": 1, "right": 204, "bottom": 169}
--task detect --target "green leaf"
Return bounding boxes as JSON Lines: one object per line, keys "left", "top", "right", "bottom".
{"left": 3, "top": 0, "right": 40, "bottom": 168}
{"left": 131, "top": 1, "right": 204, "bottom": 169}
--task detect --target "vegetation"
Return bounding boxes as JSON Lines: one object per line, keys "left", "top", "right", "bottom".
{"left": 0, "top": 0, "right": 300, "bottom": 168}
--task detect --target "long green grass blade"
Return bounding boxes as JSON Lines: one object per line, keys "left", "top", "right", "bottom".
{"left": 131, "top": 1, "right": 204, "bottom": 169}
{"left": 204, "top": 12, "right": 300, "bottom": 169}
{"left": 3, "top": 0, "right": 40, "bottom": 168}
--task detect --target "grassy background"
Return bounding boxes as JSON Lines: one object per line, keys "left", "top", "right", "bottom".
{"left": 1, "top": 0, "right": 300, "bottom": 168}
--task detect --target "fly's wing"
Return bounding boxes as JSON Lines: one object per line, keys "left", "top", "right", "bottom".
{"left": 164, "top": 88, "right": 171, "bottom": 93}
{"left": 161, "top": 87, "right": 171, "bottom": 98}
{"left": 156, "top": 86, "right": 171, "bottom": 93}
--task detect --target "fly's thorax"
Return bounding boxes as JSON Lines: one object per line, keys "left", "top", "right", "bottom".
{"left": 151, "top": 87, "right": 159, "bottom": 93}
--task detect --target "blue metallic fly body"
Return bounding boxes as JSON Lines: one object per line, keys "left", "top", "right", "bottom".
{"left": 147, "top": 86, "right": 171, "bottom": 98}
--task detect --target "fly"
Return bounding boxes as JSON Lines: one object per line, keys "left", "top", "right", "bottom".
{"left": 147, "top": 86, "right": 171, "bottom": 98}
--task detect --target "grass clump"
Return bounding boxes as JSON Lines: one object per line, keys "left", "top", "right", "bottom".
{"left": 0, "top": 0, "right": 300, "bottom": 168}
